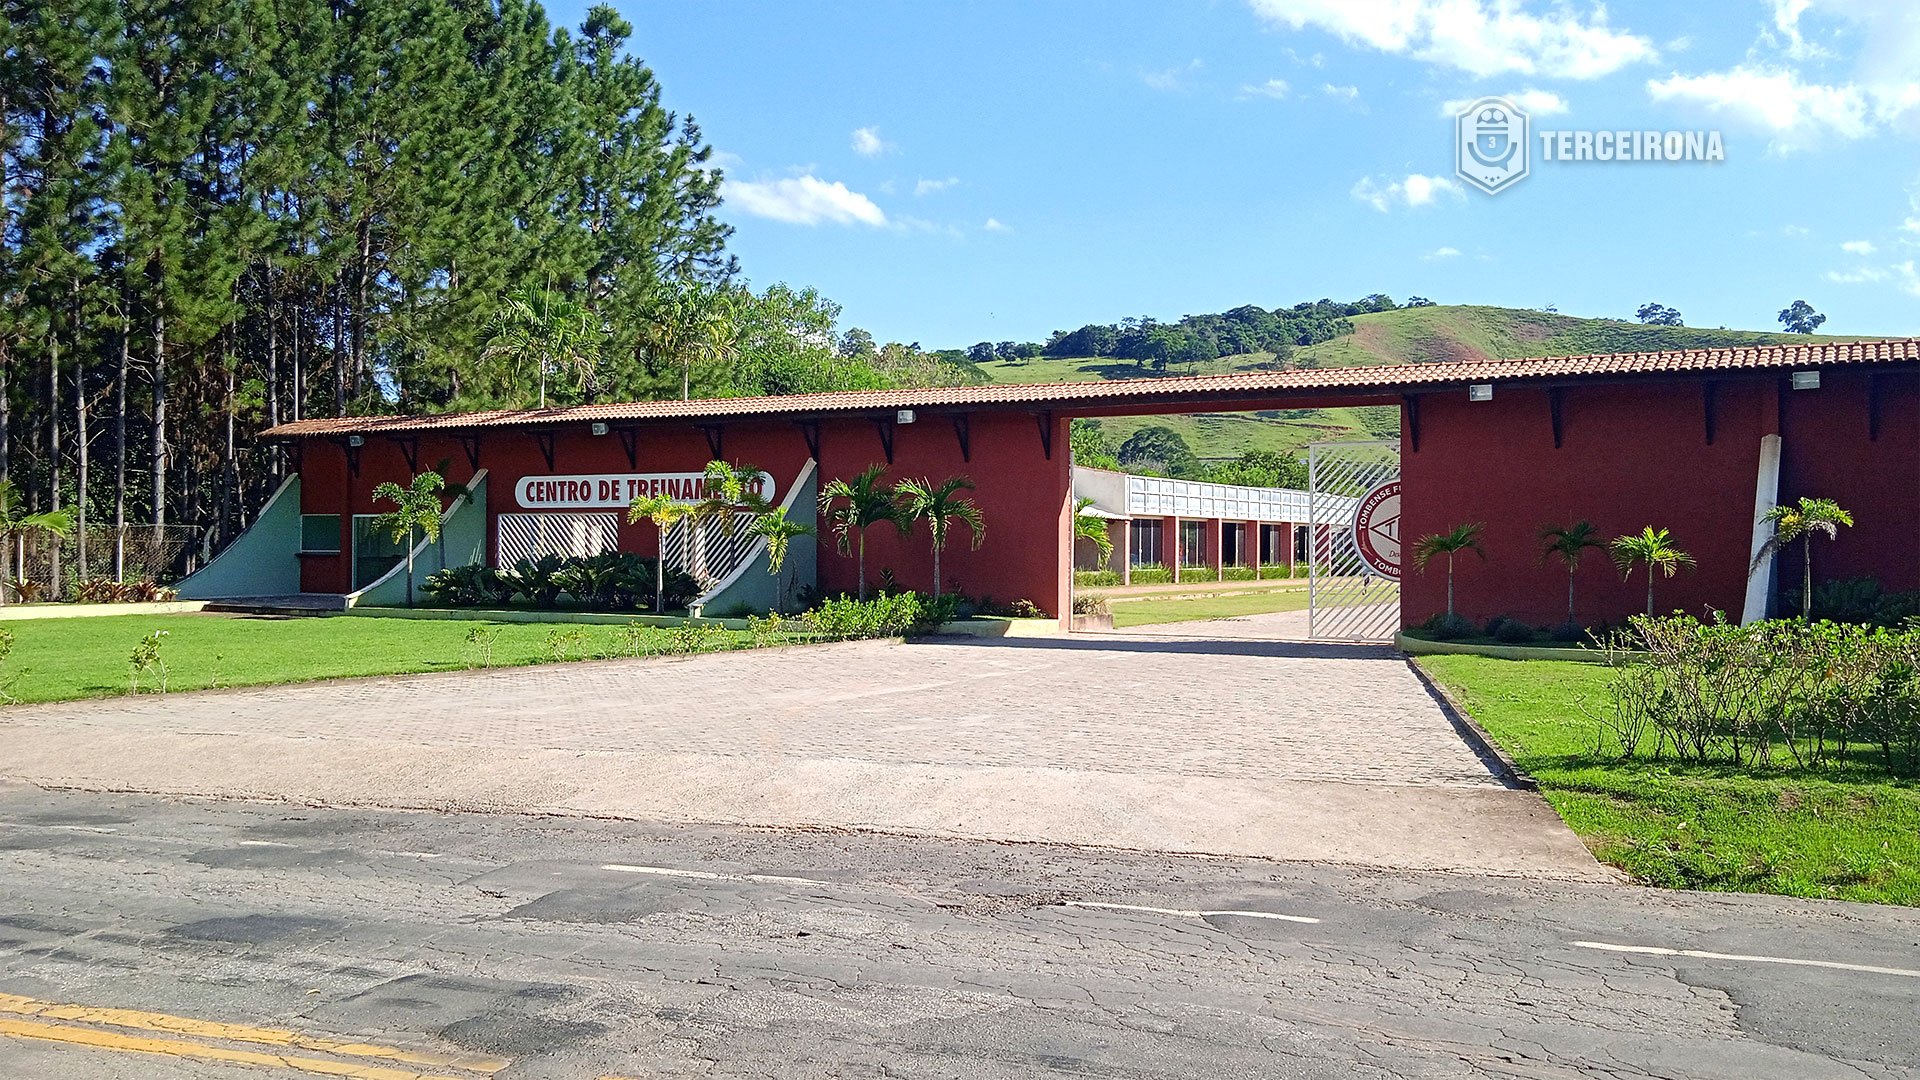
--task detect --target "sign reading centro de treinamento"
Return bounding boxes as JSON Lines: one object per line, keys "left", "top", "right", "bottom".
{"left": 515, "top": 471, "right": 776, "bottom": 511}
{"left": 1454, "top": 96, "right": 1724, "bottom": 197}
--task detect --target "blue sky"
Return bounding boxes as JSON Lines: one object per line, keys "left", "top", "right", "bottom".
{"left": 555, "top": 1, "right": 1920, "bottom": 347}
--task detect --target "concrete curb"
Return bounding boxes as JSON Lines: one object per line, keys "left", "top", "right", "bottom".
{"left": 0, "top": 601, "right": 208, "bottom": 621}
{"left": 1404, "top": 656, "right": 1539, "bottom": 791}
{"left": 1395, "top": 633, "right": 1622, "bottom": 663}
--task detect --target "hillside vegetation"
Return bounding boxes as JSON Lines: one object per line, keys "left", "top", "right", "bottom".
{"left": 974, "top": 305, "right": 1875, "bottom": 458}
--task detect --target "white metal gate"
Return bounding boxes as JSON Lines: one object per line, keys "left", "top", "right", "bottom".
{"left": 1307, "top": 440, "right": 1401, "bottom": 642}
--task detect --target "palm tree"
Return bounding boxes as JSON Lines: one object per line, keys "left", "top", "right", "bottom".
{"left": 746, "top": 507, "right": 814, "bottom": 612}
{"left": 895, "top": 476, "right": 986, "bottom": 598}
{"left": 688, "top": 460, "right": 771, "bottom": 582}
{"left": 1539, "top": 520, "right": 1604, "bottom": 626}
{"left": 1073, "top": 497, "right": 1114, "bottom": 566}
{"left": 638, "top": 286, "right": 736, "bottom": 401}
{"left": 819, "top": 463, "right": 905, "bottom": 600}
{"left": 368, "top": 472, "right": 447, "bottom": 607}
{"left": 628, "top": 493, "right": 697, "bottom": 614}
{"left": 1610, "top": 526, "right": 1695, "bottom": 616}
{"left": 1410, "top": 522, "right": 1486, "bottom": 622}
{"left": 480, "top": 283, "right": 604, "bottom": 408}
{"left": 0, "top": 480, "right": 76, "bottom": 606}
{"left": 1750, "top": 497, "right": 1853, "bottom": 619}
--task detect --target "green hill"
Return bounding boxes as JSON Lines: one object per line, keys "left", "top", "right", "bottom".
{"left": 969, "top": 305, "right": 1879, "bottom": 459}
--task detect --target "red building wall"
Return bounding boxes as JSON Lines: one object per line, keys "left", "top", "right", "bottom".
{"left": 1398, "top": 371, "right": 1920, "bottom": 628}
{"left": 295, "top": 412, "right": 1073, "bottom": 618}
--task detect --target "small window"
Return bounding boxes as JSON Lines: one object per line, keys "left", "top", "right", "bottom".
{"left": 301, "top": 514, "right": 342, "bottom": 553}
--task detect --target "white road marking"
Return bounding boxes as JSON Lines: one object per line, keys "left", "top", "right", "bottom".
{"left": 236, "top": 840, "right": 291, "bottom": 847}
{"left": 1573, "top": 940, "right": 1920, "bottom": 979}
{"left": 600, "top": 864, "right": 830, "bottom": 887}
{"left": 1062, "top": 901, "right": 1320, "bottom": 924}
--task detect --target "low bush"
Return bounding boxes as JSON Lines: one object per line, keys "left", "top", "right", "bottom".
{"left": 1074, "top": 569, "right": 1121, "bottom": 588}
{"left": 1493, "top": 618, "right": 1534, "bottom": 643}
{"left": 74, "top": 578, "right": 179, "bottom": 604}
{"left": 1793, "top": 577, "right": 1920, "bottom": 628}
{"left": 1416, "top": 613, "right": 1478, "bottom": 640}
{"left": 1177, "top": 565, "right": 1218, "bottom": 583}
{"left": 1072, "top": 595, "right": 1110, "bottom": 616}
{"left": 1129, "top": 566, "right": 1173, "bottom": 585}
{"left": 1592, "top": 613, "right": 1920, "bottom": 776}
{"left": 800, "top": 592, "right": 958, "bottom": 640}
{"left": 423, "top": 553, "right": 697, "bottom": 612}
{"left": 1219, "top": 566, "right": 1257, "bottom": 582}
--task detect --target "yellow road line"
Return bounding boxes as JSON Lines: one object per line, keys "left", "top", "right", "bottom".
{"left": 0, "top": 994, "right": 507, "bottom": 1074}
{"left": 0, "top": 1016, "right": 475, "bottom": 1080}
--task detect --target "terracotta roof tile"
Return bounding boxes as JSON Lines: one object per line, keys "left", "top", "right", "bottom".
{"left": 262, "top": 338, "right": 1920, "bottom": 438}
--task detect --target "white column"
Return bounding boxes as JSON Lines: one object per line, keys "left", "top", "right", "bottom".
{"left": 1741, "top": 433, "right": 1783, "bottom": 624}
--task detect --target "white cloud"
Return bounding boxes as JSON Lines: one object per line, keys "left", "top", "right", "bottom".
{"left": 1783, "top": 224, "right": 1812, "bottom": 237}
{"left": 1248, "top": 0, "right": 1656, "bottom": 79}
{"left": 1646, "top": 66, "right": 1915, "bottom": 148}
{"left": 1900, "top": 261, "right": 1920, "bottom": 296}
{"left": 1842, "top": 239, "right": 1877, "bottom": 254}
{"left": 983, "top": 217, "right": 1011, "bottom": 232}
{"left": 1439, "top": 88, "right": 1567, "bottom": 117}
{"left": 1423, "top": 246, "right": 1462, "bottom": 260}
{"left": 914, "top": 177, "right": 959, "bottom": 196}
{"left": 1239, "top": 78, "right": 1291, "bottom": 99}
{"left": 1648, "top": 1, "right": 1920, "bottom": 149}
{"left": 726, "top": 175, "right": 887, "bottom": 227}
{"left": 851, "top": 126, "right": 890, "bottom": 157}
{"left": 1143, "top": 58, "right": 1204, "bottom": 92}
{"left": 1352, "top": 173, "right": 1464, "bottom": 212}
{"left": 1827, "top": 266, "right": 1888, "bottom": 283}
{"left": 1322, "top": 83, "right": 1360, "bottom": 100}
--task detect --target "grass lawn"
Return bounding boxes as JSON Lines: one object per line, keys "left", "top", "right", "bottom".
{"left": 1417, "top": 654, "right": 1920, "bottom": 905}
{"left": 1110, "top": 588, "right": 1311, "bottom": 628}
{"left": 0, "top": 613, "right": 756, "bottom": 705}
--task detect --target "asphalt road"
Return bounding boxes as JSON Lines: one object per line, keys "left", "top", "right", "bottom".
{"left": 1, "top": 784, "right": 1916, "bottom": 1079}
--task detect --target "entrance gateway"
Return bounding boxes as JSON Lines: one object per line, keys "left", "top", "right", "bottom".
{"left": 1307, "top": 440, "right": 1401, "bottom": 642}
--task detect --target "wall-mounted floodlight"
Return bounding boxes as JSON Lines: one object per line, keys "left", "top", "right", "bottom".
{"left": 897, "top": 409, "right": 917, "bottom": 424}
{"left": 347, "top": 434, "right": 365, "bottom": 447}
{"left": 590, "top": 422, "right": 610, "bottom": 435}
{"left": 1468, "top": 384, "right": 1494, "bottom": 402}
{"left": 1790, "top": 370, "right": 1821, "bottom": 390}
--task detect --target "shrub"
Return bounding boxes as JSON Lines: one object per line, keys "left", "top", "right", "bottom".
{"left": 1072, "top": 595, "right": 1110, "bottom": 616}
{"left": 1416, "top": 613, "right": 1477, "bottom": 640}
{"left": 76, "top": 578, "right": 178, "bottom": 604}
{"left": 502, "top": 555, "right": 567, "bottom": 607}
{"left": 1129, "top": 566, "right": 1173, "bottom": 585}
{"left": 1493, "top": 618, "right": 1534, "bottom": 644}
{"left": 0, "top": 627, "right": 16, "bottom": 703}
{"left": 423, "top": 565, "right": 513, "bottom": 607}
{"left": 1178, "top": 565, "right": 1218, "bottom": 583}
{"left": 129, "top": 630, "right": 170, "bottom": 694}
{"left": 1547, "top": 620, "right": 1587, "bottom": 644}
{"left": 1590, "top": 613, "right": 1920, "bottom": 776}
{"left": 1074, "top": 569, "right": 1121, "bottom": 588}
{"left": 1220, "top": 566, "right": 1257, "bottom": 582}
{"left": 426, "top": 555, "right": 696, "bottom": 611}
{"left": 800, "top": 592, "right": 959, "bottom": 640}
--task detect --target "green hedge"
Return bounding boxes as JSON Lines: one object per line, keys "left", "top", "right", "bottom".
{"left": 1074, "top": 569, "right": 1122, "bottom": 588}
{"left": 1129, "top": 566, "right": 1173, "bottom": 584}
{"left": 1220, "top": 566, "right": 1257, "bottom": 582}
{"left": 1177, "top": 566, "right": 1219, "bottom": 583}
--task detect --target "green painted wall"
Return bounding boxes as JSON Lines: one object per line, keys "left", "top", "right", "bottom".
{"left": 175, "top": 476, "right": 302, "bottom": 599}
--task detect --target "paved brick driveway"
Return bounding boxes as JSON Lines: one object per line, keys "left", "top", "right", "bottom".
{"left": 0, "top": 614, "right": 1605, "bottom": 878}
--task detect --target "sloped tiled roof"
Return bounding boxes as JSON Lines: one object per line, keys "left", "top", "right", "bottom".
{"left": 262, "top": 338, "right": 1920, "bottom": 438}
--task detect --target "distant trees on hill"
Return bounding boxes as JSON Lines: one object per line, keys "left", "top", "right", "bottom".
{"left": 1074, "top": 420, "right": 1310, "bottom": 490}
{"left": 971, "top": 295, "right": 1429, "bottom": 374}
{"left": 1636, "top": 302, "right": 1686, "bottom": 327}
